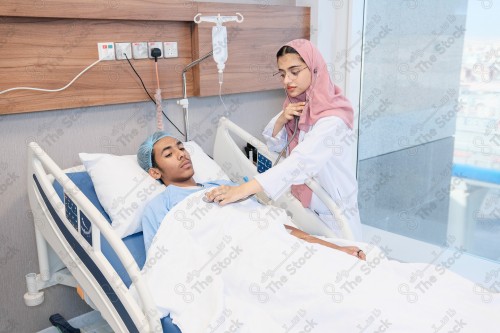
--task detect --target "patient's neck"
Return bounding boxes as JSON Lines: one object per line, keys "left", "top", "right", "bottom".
{"left": 165, "top": 178, "right": 197, "bottom": 188}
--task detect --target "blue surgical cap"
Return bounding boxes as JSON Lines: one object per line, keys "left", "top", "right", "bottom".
{"left": 137, "top": 131, "right": 171, "bottom": 172}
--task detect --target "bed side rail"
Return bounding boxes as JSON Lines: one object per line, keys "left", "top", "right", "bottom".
{"left": 213, "top": 117, "right": 354, "bottom": 239}
{"left": 27, "top": 142, "right": 162, "bottom": 333}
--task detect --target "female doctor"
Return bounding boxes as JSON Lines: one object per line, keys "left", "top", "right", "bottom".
{"left": 206, "top": 39, "right": 362, "bottom": 240}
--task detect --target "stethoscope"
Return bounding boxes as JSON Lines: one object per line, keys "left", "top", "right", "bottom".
{"left": 274, "top": 67, "right": 317, "bottom": 166}
{"left": 274, "top": 101, "right": 299, "bottom": 165}
{"left": 203, "top": 92, "right": 299, "bottom": 205}
{"left": 203, "top": 68, "right": 317, "bottom": 204}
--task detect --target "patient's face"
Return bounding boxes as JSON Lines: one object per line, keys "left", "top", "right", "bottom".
{"left": 150, "top": 136, "right": 194, "bottom": 186}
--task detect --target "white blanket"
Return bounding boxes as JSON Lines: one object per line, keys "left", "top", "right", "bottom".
{"left": 140, "top": 190, "right": 500, "bottom": 333}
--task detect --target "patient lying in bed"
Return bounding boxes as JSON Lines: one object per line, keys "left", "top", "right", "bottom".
{"left": 137, "top": 131, "right": 366, "bottom": 260}
{"left": 132, "top": 134, "right": 499, "bottom": 333}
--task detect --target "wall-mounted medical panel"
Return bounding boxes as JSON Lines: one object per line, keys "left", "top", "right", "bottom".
{"left": 0, "top": 1, "right": 309, "bottom": 115}
{"left": 0, "top": 18, "right": 194, "bottom": 115}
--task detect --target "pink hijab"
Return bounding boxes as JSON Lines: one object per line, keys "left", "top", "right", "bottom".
{"left": 282, "top": 39, "right": 354, "bottom": 208}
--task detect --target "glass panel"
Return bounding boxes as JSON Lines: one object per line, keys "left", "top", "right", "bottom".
{"left": 451, "top": 0, "right": 500, "bottom": 260}
{"left": 357, "top": 0, "right": 499, "bottom": 263}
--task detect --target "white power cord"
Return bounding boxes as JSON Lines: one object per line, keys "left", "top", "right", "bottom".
{"left": 0, "top": 58, "right": 102, "bottom": 95}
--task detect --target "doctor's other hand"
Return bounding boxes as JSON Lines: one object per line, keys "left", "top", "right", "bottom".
{"left": 279, "top": 102, "right": 306, "bottom": 123}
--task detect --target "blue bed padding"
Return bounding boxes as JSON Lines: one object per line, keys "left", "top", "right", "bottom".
{"left": 53, "top": 171, "right": 180, "bottom": 333}
{"left": 452, "top": 163, "right": 500, "bottom": 184}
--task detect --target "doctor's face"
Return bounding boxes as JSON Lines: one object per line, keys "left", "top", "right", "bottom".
{"left": 149, "top": 136, "right": 194, "bottom": 186}
{"left": 276, "top": 53, "right": 311, "bottom": 98}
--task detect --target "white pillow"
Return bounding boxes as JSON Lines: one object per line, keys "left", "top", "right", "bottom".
{"left": 79, "top": 141, "right": 228, "bottom": 238}
{"left": 184, "top": 142, "right": 230, "bottom": 183}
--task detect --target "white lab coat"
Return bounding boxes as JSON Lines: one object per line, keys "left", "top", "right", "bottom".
{"left": 254, "top": 112, "right": 362, "bottom": 240}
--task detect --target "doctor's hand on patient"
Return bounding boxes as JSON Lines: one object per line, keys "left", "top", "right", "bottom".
{"left": 205, "top": 180, "right": 263, "bottom": 206}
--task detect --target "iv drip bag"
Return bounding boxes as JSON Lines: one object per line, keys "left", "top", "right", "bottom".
{"left": 212, "top": 25, "right": 228, "bottom": 75}
{"left": 194, "top": 13, "right": 243, "bottom": 84}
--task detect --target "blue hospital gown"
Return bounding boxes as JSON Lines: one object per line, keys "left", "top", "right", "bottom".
{"left": 141, "top": 180, "right": 234, "bottom": 252}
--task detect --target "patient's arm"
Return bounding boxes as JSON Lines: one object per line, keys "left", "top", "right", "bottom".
{"left": 284, "top": 225, "right": 366, "bottom": 260}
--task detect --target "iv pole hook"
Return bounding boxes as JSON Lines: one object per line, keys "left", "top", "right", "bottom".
{"left": 194, "top": 12, "right": 244, "bottom": 25}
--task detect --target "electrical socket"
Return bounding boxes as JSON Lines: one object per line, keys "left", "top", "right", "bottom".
{"left": 97, "top": 42, "right": 115, "bottom": 61}
{"left": 98, "top": 41, "right": 177, "bottom": 61}
{"left": 148, "top": 41, "right": 163, "bottom": 59}
{"left": 132, "top": 42, "right": 148, "bottom": 59}
{"left": 163, "top": 42, "right": 178, "bottom": 58}
{"left": 115, "top": 42, "right": 132, "bottom": 60}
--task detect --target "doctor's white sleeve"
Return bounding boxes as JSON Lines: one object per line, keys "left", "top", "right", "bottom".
{"left": 255, "top": 117, "right": 347, "bottom": 200}
{"left": 262, "top": 111, "right": 287, "bottom": 152}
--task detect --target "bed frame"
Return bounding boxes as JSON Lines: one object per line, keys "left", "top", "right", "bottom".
{"left": 213, "top": 117, "right": 353, "bottom": 239}
{"left": 27, "top": 144, "right": 161, "bottom": 332}
{"left": 26, "top": 117, "right": 352, "bottom": 332}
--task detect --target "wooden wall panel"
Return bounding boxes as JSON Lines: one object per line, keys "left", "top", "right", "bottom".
{"left": 0, "top": 2, "right": 310, "bottom": 115}
{"left": 193, "top": 3, "right": 310, "bottom": 96}
{"left": 0, "top": 0, "right": 197, "bottom": 21}
{"left": 0, "top": 18, "right": 194, "bottom": 114}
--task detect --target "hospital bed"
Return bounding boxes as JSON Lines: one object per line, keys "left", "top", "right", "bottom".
{"left": 26, "top": 117, "right": 353, "bottom": 333}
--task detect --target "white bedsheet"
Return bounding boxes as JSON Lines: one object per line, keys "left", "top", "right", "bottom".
{"left": 138, "top": 190, "right": 500, "bottom": 333}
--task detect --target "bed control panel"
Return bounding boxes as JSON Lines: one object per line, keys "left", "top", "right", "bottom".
{"left": 80, "top": 212, "right": 93, "bottom": 246}
{"left": 257, "top": 152, "right": 273, "bottom": 173}
{"left": 64, "top": 192, "right": 94, "bottom": 246}
{"left": 64, "top": 194, "right": 78, "bottom": 231}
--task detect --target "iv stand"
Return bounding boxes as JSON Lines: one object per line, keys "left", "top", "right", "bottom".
{"left": 177, "top": 50, "right": 214, "bottom": 142}
{"left": 177, "top": 13, "right": 242, "bottom": 141}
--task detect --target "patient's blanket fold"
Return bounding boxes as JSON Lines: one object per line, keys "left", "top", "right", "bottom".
{"left": 138, "top": 190, "right": 499, "bottom": 333}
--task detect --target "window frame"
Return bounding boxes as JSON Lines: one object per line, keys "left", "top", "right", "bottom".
{"left": 333, "top": 0, "right": 499, "bottom": 285}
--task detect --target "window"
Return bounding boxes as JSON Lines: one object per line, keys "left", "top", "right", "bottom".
{"left": 354, "top": 0, "right": 499, "bottom": 283}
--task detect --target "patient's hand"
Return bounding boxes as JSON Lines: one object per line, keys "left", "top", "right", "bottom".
{"left": 339, "top": 246, "right": 366, "bottom": 260}
{"left": 284, "top": 225, "right": 366, "bottom": 261}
